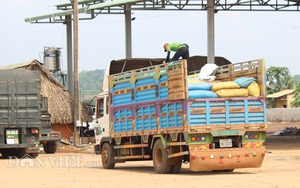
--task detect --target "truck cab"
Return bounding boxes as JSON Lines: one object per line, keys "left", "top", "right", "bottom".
{"left": 94, "top": 92, "right": 110, "bottom": 154}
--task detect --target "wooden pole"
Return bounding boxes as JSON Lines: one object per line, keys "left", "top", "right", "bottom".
{"left": 73, "top": 0, "right": 80, "bottom": 143}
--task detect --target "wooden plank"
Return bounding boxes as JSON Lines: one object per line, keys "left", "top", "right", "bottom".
{"left": 169, "top": 79, "right": 185, "bottom": 88}
{"left": 168, "top": 68, "right": 185, "bottom": 77}
{"left": 169, "top": 87, "right": 185, "bottom": 93}
{"left": 167, "top": 60, "right": 187, "bottom": 101}
{"left": 216, "top": 60, "right": 261, "bottom": 82}
{"left": 169, "top": 92, "right": 186, "bottom": 100}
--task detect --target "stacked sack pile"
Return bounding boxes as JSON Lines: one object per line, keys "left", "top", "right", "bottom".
{"left": 188, "top": 76, "right": 260, "bottom": 99}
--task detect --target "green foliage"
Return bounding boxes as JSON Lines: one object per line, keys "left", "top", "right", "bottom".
{"left": 266, "top": 66, "right": 293, "bottom": 108}
{"left": 266, "top": 66, "right": 293, "bottom": 95}
{"left": 294, "top": 75, "right": 300, "bottom": 85}
{"left": 79, "top": 69, "right": 105, "bottom": 95}
{"left": 291, "top": 79, "right": 300, "bottom": 107}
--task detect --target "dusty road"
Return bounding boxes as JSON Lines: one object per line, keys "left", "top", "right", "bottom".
{"left": 0, "top": 123, "right": 299, "bottom": 188}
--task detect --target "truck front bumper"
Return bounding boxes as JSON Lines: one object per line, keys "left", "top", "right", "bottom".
{"left": 189, "top": 145, "right": 265, "bottom": 171}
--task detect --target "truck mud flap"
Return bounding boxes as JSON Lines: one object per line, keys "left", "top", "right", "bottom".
{"left": 189, "top": 145, "right": 265, "bottom": 171}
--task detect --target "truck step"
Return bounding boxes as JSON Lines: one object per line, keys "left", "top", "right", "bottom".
{"left": 114, "top": 155, "right": 151, "bottom": 160}
{"left": 114, "top": 143, "right": 148, "bottom": 149}
{"left": 167, "top": 142, "right": 186, "bottom": 146}
{"left": 168, "top": 151, "right": 189, "bottom": 158}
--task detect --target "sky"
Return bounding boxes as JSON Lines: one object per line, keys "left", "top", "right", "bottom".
{"left": 1, "top": 0, "right": 300, "bottom": 75}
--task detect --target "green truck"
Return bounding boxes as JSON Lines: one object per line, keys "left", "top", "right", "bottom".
{"left": 0, "top": 69, "right": 61, "bottom": 158}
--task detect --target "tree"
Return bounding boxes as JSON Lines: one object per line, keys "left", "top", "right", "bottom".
{"left": 291, "top": 79, "right": 300, "bottom": 107}
{"left": 293, "top": 75, "right": 300, "bottom": 85}
{"left": 266, "top": 66, "right": 293, "bottom": 95}
{"left": 79, "top": 69, "right": 104, "bottom": 94}
{"left": 266, "top": 66, "right": 293, "bottom": 108}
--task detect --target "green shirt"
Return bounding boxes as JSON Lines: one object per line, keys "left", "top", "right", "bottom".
{"left": 167, "top": 42, "right": 184, "bottom": 52}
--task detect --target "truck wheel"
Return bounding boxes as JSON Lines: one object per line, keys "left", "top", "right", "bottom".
{"left": 153, "top": 139, "right": 171, "bottom": 174}
{"left": 101, "top": 143, "right": 115, "bottom": 169}
{"left": 44, "top": 142, "right": 57, "bottom": 154}
{"left": 30, "top": 153, "right": 39, "bottom": 158}
{"left": 0, "top": 148, "right": 24, "bottom": 158}
{"left": 212, "top": 169, "right": 234, "bottom": 172}
{"left": 0, "top": 149, "right": 13, "bottom": 158}
{"left": 170, "top": 161, "right": 182, "bottom": 174}
{"left": 14, "top": 148, "right": 27, "bottom": 158}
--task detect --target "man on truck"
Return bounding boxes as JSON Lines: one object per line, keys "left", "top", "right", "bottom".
{"left": 163, "top": 42, "right": 191, "bottom": 74}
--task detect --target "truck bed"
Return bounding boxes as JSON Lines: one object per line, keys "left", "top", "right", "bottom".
{"left": 109, "top": 59, "right": 267, "bottom": 137}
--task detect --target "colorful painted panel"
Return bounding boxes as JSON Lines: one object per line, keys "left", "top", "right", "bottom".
{"left": 189, "top": 99, "right": 266, "bottom": 126}
{"left": 136, "top": 106, "right": 157, "bottom": 131}
{"left": 111, "top": 81, "right": 132, "bottom": 106}
{"left": 135, "top": 77, "right": 156, "bottom": 102}
{"left": 160, "top": 102, "right": 183, "bottom": 129}
{"left": 159, "top": 74, "right": 168, "bottom": 99}
{"left": 113, "top": 109, "right": 133, "bottom": 132}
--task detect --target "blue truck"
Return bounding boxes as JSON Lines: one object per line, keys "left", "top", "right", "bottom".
{"left": 93, "top": 58, "right": 267, "bottom": 173}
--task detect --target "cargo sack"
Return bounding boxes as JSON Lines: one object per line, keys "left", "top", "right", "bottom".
{"left": 188, "top": 90, "right": 218, "bottom": 98}
{"left": 211, "top": 81, "right": 240, "bottom": 92}
{"left": 215, "top": 88, "right": 249, "bottom": 97}
{"left": 188, "top": 74, "right": 198, "bottom": 79}
{"left": 234, "top": 77, "right": 256, "bottom": 88}
{"left": 188, "top": 79, "right": 203, "bottom": 84}
{"left": 247, "top": 82, "right": 260, "bottom": 97}
{"left": 188, "top": 82, "right": 212, "bottom": 91}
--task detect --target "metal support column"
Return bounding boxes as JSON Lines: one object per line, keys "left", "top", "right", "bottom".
{"left": 207, "top": 0, "right": 215, "bottom": 64}
{"left": 66, "top": 15, "right": 74, "bottom": 94}
{"left": 125, "top": 5, "right": 132, "bottom": 58}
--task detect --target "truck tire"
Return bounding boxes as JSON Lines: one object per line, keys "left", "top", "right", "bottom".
{"left": 212, "top": 169, "right": 234, "bottom": 172}
{"left": 3, "top": 148, "right": 26, "bottom": 158}
{"left": 101, "top": 143, "right": 115, "bottom": 169}
{"left": 153, "top": 139, "right": 171, "bottom": 174}
{"left": 0, "top": 149, "right": 14, "bottom": 158}
{"left": 30, "top": 153, "right": 39, "bottom": 158}
{"left": 170, "top": 161, "right": 182, "bottom": 174}
{"left": 16, "top": 148, "right": 27, "bottom": 158}
{"left": 44, "top": 142, "right": 57, "bottom": 154}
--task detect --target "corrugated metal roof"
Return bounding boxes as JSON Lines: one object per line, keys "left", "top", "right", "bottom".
{"left": 24, "top": 0, "right": 144, "bottom": 23}
{"left": 56, "top": 0, "right": 102, "bottom": 8}
{"left": 25, "top": 0, "right": 300, "bottom": 23}
{"left": 267, "top": 89, "right": 295, "bottom": 98}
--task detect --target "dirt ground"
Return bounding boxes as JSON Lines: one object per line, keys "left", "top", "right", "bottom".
{"left": 0, "top": 122, "right": 299, "bottom": 188}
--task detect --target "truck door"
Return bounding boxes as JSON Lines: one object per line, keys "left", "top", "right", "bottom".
{"left": 94, "top": 93, "right": 110, "bottom": 144}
